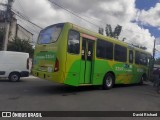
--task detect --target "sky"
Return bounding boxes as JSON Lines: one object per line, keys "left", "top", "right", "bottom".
{"left": 134, "top": 0, "right": 160, "bottom": 57}
{"left": 1, "top": 0, "right": 160, "bottom": 56}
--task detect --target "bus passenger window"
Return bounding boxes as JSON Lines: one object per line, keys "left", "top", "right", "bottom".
{"left": 96, "top": 39, "right": 113, "bottom": 59}
{"left": 129, "top": 50, "right": 133, "bottom": 63}
{"left": 114, "top": 44, "right": 127, "bottom": 62}
{"left": 135, "top": 51, "right": 147, "bottom": 66}
{"left": 141, "top": 53, "right": 147, "bottom": 65}
{"left": 68, "top": 30, "right": 80, "bottom": 54}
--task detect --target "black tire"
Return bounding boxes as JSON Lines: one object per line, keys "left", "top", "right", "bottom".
{"left": 102, "top": 73, "right": 115, "bottom": 90}
{"left": 9, "top": 72, "right": 20, "bottom": 82}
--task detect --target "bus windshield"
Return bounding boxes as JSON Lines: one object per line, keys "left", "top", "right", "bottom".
{"left": 38, "top": 24, "right": 64, "bottom": 44}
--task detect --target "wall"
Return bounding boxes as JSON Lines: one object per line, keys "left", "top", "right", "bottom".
{"left": 0, "top": 23, "right": 5, "bottom": 50}
{"left": 16, "top": 25, "right": 33, "bottom": 43}
{"left": 0, "top": 15, "right": 33, "bottom": 50}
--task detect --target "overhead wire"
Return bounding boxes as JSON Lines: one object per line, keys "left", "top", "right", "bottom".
{"left": 48, "top": 0, "right": 154, "bottom": 51}
{"left": 17, "top": 0, "right": 29, "bottom": 20}
{"left": 11, "top": 8, "right": 43, "bottom": 29}
{"left": 13, "top": 8, "right": 41, "bottom": 33}
{"left": 16, "top": 0, "right": 40, "bottom": 32}
{"left": 8, "top": 0, "right": 153, "bottom": 42}
{"left": 47, "top": 0, "right": 155, "bottom": 45}
{"left": 10, "top": 0, "right": 155, "bottom": 51}
{"left": 48, "top": 0, "right": 100, "bottom": 28}
{"left": 17, "top": 27, "right": 31, "bottom": 39}
{"left": 17, "top": 17, "right": 40, "bottom": 34}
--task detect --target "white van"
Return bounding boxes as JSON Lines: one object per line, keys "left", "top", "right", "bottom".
{"left": 0, "top": 51, "right": 29, "bottom": 82}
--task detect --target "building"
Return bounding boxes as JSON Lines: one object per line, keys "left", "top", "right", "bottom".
{"left": 0, "top": 12, "right": 33, "bottom": 50}
{"left": 0, "top": 10, "right": 6, "bottom": 50}
{"left": 8, "top": 17, "right": 33, "bottom": 42}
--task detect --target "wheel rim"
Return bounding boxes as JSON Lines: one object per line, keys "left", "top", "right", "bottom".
{"left": 106, "top": 76, "right": 112, "bottom": 87}
{"left": 11, "top": 75, "right": 18, "bottom": 81}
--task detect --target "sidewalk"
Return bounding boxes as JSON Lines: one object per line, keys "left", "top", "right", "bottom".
{"left": 28, "top": 75, "right": 37, "bottom": 79}
{"left": 144, "top": 81, "right": 153, "bottom": 86}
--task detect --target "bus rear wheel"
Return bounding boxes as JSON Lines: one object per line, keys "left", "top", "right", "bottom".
{"left": 102, "top": 73, "right": 115, "bottom": 90}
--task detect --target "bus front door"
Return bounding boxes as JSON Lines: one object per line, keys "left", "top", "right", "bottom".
{"left": 80, "top": 38, "right": 94, "bottom": 84}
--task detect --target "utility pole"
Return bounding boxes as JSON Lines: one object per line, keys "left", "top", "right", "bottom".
{"left": 3, "top": 0, "right": 14, "bottom": 51}
{"left": 150, "top": 39, "right": 156, "bottom": 80}
{"left": 153, "top": 39, "right": 156, "bottom": 61}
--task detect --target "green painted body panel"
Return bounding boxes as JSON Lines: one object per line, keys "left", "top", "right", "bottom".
{"left": 32, "top": 22, "right": 151, "bottom": 87}
{"left": 85, "top": 61, "right": 92, "bottom": 84}
{"left": 64, "top": 54, "right": 81, "bottom": 86}
{"left": 79, "top": 60, "right": 85, "bottom": 84}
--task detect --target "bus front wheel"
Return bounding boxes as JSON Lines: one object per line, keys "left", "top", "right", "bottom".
{"left": 102, "top": 73, "right": 115, "bottom": 90}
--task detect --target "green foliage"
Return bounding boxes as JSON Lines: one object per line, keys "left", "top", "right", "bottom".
{"left": 7, "top": 38, "right": 34, "bottom": 58}
{"left": 98, "top": 28, "right": 104, "bottom": 35}
{"left": 105, "top": 24, "right": 122, "bottom": 39}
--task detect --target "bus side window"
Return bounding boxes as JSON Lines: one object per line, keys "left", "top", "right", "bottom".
{"left": 114, "top": 44, "right": 127, "bottom": 62}
{"left": 96, "top": 39, "right": 113, "bottom": 60}
{"left": 135, "top": 51, "right": 140, "bottom": 64}
{"left": 141, "top": 53, "right": 147, "bottom": 66}
{"left": 135, "top": 51, "right": 147, "bottom": 66}
{"left": 129, "top": 50, "right": 133, "bottom": 63}
{"left": 68, "top": 30, "right": 80, "bottom": 54}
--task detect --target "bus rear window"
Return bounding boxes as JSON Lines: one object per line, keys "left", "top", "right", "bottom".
{"left": 38, "top": 24, "right": 64, "bottom": 44}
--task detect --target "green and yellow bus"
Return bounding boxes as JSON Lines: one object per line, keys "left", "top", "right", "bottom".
{"left": 32, "top": 22, "right": 151, "bottom": 89}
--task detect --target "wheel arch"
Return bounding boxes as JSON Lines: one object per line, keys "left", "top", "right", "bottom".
{"left": 9, "top": 71, "right": 21, "bottom": 77}
{"left": 102, "top": 71, "right": 116, "bottom": 90}
{"left": 103, "top": 71, "right": 116, "bottom": 81}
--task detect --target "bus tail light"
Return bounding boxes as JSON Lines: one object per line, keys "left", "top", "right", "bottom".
{"left": 54, "top": 58, "right": 59, "bottom": 72}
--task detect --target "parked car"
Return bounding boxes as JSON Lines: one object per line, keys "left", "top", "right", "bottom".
{"left": 0, "top": 51, "right": 29, "bottom": 82}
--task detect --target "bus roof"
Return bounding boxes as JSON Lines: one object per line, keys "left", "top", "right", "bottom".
{"left": 45, "top": 22, "right": 151, "bottom": 55}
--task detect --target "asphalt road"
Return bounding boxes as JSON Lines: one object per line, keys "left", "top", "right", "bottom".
{"left": 0, "top": 76, "right": 160, "bottom": 120}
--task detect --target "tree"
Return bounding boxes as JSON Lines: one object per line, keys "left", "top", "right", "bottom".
{"left": 98, "top": 28, "right": 104, "bottom": 35}
{"left": 105, "top": 24, "right": 113, "bottom": 37}
{"left": 113, "top": 25, "right": 122, "bottom": 39}
{"left": 105, "top": 24, "right": 122, "bottom": 39}
{"left": 7, "top": 38, "right": 34, "bottom": 58}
